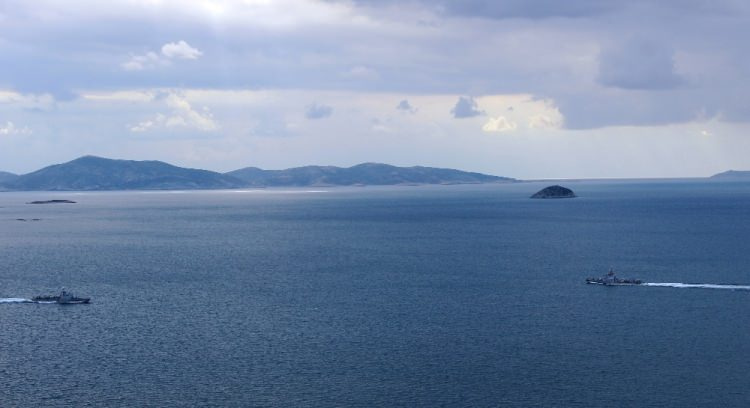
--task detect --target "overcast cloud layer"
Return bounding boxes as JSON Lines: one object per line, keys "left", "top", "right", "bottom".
{"left": 1, "top": 0, "right": 749, "bottom": 178}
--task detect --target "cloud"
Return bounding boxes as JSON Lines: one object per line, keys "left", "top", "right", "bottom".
{"left": 435, "top": 0, "right": 620, "bottom": 19}
{"left": 482, "top": 116, "right": 517, "bottom": 132}
{"left": 306, "top": 103, "right": 333, "bottom": 119}
{"left": 0, "top": 90, "right": 55, "bottom": 110}
{"left": 0, "top": 121, "right": 32, "bottom": 135}
{"left": 528, "top": 114, "right": 563, "bottom": 129}
{"left": 343, "top": 65, "right": 380, "bottom": 80}
{"left": 354, "top": 0, "right": 738, "bottom": 20}
{"left": 396, "top": 99, "right": 417, "bottom": 114}
{"left": 82, "top": 90, "right": 157, "bottom": 102}
{"left": 161, "top": 41, "right": 203, "bottom": 60}
{"left": 597, "top": 38, "right": 684, "bottom": 90}
{"left": 123, "top": 41, "right": 203, "bottom": 71}
{"left": 122, "top": 52, "right": 163, "bottom": 71}
{"left": 4, "top": 0, "right": 750, "bottom": 130}
{"left": 451, "top": 96, "right": 484, "bottom": 118}
{"left": 370, "top": 117, "right": 392, "bottom": 133}
{"left": 130, "top": 115, "right": 163, "bottom": 132}
{"left": 250, "top": 115, "right": 298, "bottom": 138}
{"left": 130, "top": 93, "right": 218, "bottom": 132}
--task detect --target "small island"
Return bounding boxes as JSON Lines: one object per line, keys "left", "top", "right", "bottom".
{"left": 27, "top": 199, "right": 77, "bottom": 204}
{"left": 530, "top": 185, "right": 576, "bottom": 199}
{"left": 709, "top": 170, "right": 750, "bottom": 181}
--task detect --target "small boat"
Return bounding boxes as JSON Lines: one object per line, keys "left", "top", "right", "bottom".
{"left": 32, "top": 289, "right": 90, "bottom": 304}
{"left": 586, "top": 269, "right": 642, "bottom": 286}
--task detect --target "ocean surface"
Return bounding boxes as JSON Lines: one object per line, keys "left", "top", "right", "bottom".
{"left": 2, "top": 181, "right": 750, "bottom": 407}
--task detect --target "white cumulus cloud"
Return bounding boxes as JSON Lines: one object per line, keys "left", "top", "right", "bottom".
{"left": 0, "top": 90, "right": 55, "bottom": 109}
{"left": 122, "top": 52, "right": 163, "bottom": 71}
{"left": 528, "top": 114, "right": 563, "bottom": 129}
{"left": 130, "top": 114, "right": 164, "bottom": 132}
{"left": 0, "top": 121, "right": 32, "bottom": 135}
{"left": 130, "top": 93, "right": 218, "bottom": 132}
{"left": 161, "top": 41, "right": 203, "bottom": 60}
{"left": 482, "top": 116, "right": 517, "bottom": 132}
{"left": 123, "top": 41, "right": 203, "bottom": 71}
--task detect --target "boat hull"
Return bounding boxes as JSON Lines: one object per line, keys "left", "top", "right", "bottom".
{"left": 58, "top": 299, "right": 90, "bottom": 304}
{"left": 31, "top": 296, "right": 91, "bottom": 304}
{"left": 586, "top": 280, "right": 642, "bottom": 286}
{"left": 586, "top": 274, "right": 643, "bottom": 286}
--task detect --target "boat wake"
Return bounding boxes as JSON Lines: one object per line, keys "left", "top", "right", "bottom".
{"left": 1, "top": 298, "right": 59, "bottom": 304}
{"left": 0, "top": 298, "right": 32, "bottom": 303}
{"left": 643, "top": 283, "right": 750, "bottom": 291}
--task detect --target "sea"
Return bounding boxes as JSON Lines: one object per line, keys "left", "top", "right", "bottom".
{"left": 1, "top": 180, "right": 750, "bottom": 407}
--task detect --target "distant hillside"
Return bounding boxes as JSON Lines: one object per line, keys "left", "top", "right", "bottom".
{"left": 709, "top": 170, "right": 750, "bottom": 181}
{"left": 4, "top": 156, "right": 245, "bottom": 191}
{"left": 0, "top": 171, "right": 18, "bottom": 184}
{"left": 226, "top": 162, "right": 513, "bottom": 186}
{"left": 0, "top": 156, "right": 513, "bottom": 191}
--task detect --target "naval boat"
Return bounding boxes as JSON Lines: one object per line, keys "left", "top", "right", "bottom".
{"left": 32, "top": 289, "right": 91, "bottom": 304}
{"left": 586, "top": 269, "right": 642, "bottom": 286}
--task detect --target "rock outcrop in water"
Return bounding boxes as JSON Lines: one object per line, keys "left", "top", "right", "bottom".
{"left": 530, "top": 185, "right": 576, "bottom": 199}
{"left": 27, "top": 200, "right": 76, "bottom": 204}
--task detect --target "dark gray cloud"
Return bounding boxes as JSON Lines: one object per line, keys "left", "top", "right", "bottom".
{"left": 349, "top": 0, "right": 611, "bottom": 18}
{"left": 555, "top": 92, "right": 695, "bottom": 129}
{"left": 306, "top": 103, "right": 333, "bottom": 120}
{"left": 396, "top": 99, "right": 417, "bottom": 113}
{"left": 451, "top": 96, "right": 483, "bottom": 118}
{"left": 438, "top": 0, "right": 619, "bottom": 19}
{"left": 352, "top": 0, "right": 744, "bottom": 20}
{"left": 2, "top": 0, "right": 750, "bottom": 130}
{"left": 597, "top": 38, "right": 684, "bottom": 90}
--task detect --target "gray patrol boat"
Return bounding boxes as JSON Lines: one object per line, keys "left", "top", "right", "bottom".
{"left": 586, "top": 269, "right": 642, "bottom": 286}
{"left": 32, "top": 288, "right": 91, "bottom": 304}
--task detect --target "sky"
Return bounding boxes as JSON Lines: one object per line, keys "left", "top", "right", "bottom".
{"left": 1, "top": 0, "right": 750, "bottom": 179}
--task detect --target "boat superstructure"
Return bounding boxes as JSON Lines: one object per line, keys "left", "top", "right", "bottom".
{"left": 586, "top": 269, "right": 642, "bottom": 286}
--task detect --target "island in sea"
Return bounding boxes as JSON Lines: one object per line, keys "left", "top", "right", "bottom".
{"left": 4, "top": 156, "right": 746, "bottom": 192}
{"left": 0, "top": 156, "right": 515, "bottom": 191}
{"left": 530, "top": 185, "right": 576, "bottom": 199}
{"left": 709, "top": 170, "right": 750, "bottom": 181}
{"left": 27, "top": 200, "right": 77, "bottom": 204}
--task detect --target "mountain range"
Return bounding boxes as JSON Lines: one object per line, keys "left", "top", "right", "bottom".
{"left": 0, "top": 156, "right": 513, "bottom": 191}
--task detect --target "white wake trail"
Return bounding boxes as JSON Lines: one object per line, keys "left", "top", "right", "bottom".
{"left": 0, "top": 298, "right": 32, "bottom": 303}
{"left": 643, "top": 283, "right": 750, "bottom": 290}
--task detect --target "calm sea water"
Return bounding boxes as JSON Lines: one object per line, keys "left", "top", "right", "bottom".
{"left": 2, "top": 181, "right": 750, "bottom": 407}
